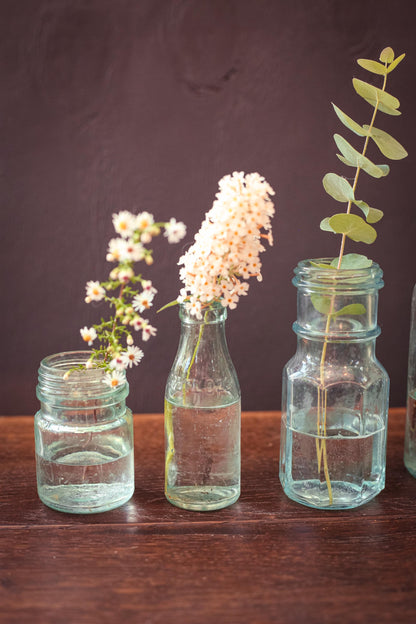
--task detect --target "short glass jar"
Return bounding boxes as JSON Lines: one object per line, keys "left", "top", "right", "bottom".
{"left": 35, "top": 351, "right": 134, "bottom": 513}
{"left": 280, "top": 259, "right": 389, "bottom": 510}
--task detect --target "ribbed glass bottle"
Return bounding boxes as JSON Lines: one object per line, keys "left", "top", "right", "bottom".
{"left": 165, "top": 304, "right": 241, "bottom": 511}
{"left": 279, "top": 259, "right": 389, "bottom": 510}
{"left": 404, "top": 284, "right": 416, "bottom": 478}
{"left": 35, "top": 351, "right": 134, "bottom": 513}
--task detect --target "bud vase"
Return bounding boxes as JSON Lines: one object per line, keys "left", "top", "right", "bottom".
{"left": 164, "top": 303, "right": 241, "bottom": 511}
{"left": 35, "top": 351, "right": 134, "bottom": 513}
{"left": 404, "top": 284, "right": 416, "bottom": 478}
{"left": 279, "top": 259, "right": 389, "bottom": 510}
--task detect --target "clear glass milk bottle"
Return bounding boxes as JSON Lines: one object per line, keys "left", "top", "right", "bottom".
{"left": 165, "top": 303, "right": 241, "bottom": 511}
{"left": 279, "top": 259, "right": 389, "bottom": 510}
{"left": 35, "top": 351, "right": 134, "bottom": 513}
{"left": 404, "top": 284, "right": 416, "bottom": 478}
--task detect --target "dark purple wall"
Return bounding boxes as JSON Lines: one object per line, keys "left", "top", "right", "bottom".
{"left": 2, "top": 0, "right": 415, "bottom": 414}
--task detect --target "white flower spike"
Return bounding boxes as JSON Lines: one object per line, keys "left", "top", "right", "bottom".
{"left": 177, "top": 172, "right": 275, "bottom": 315}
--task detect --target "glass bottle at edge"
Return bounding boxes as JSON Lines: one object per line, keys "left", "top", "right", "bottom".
{"left": 404, "top": 284, "right": 416, "bottom": 478}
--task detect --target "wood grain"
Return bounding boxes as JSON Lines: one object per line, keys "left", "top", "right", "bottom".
{"left": 0, "top": 410, "right": 415, "bottom": 624}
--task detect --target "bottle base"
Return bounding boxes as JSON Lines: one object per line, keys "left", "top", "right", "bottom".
{"left": 165, "top": 485, "right": 240, "bottom": 511}
{"left": 281, "top": 479, "right": 384, "bottom": 510}
{"left": 37, "top": 482, "right": 134, "bottom": 514}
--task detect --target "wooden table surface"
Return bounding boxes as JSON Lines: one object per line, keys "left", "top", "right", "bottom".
{"left": 0, "top": 409, "right": 415, "bottom": 624}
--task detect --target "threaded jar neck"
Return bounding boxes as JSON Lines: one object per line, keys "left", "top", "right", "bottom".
{"left": 292, "top": 259, "right": 384, "bottom": 341}
{"left": 37, "top": 351, "right": 129, "bottom": 410}
{"left": 293, "top": 258, "right": 384, "bottom": 292}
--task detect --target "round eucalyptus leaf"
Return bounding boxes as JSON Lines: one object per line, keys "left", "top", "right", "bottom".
{"left": 353, "top": 200, "right": 384, "bottom": 223}
{"left": 364, "top": 125, "right": 408, "bottom": 160}
{"left": 352, "top": 79, "right": 401, "bottom": 116}
{"left": 320, "top": 217, "right": 336, "bottom": 232}
{"left": 322, "top": 173, "right": 355, "bottom": 203}
{"left": 333, "top": 303, "right": 367, "bottom": 317}
{"left": 357, "top": 59, "right": 387, "bottom": 75}
{"left": 332, "top": 104, "right": 367, "bottom": 137}
{"left": 334, "top": 134, "right": 386, "bottom": 178}
{"left": 380, "top": 47, "right": 394, "bottom": 63}
{"left": 387, "top": 53, "right": 405, "bottom": 74}
{"left": 328, "top": 213, "right": 377, "bottom": 244}
{"left": 330, "top": 254, "right": 373, "bottom": 269}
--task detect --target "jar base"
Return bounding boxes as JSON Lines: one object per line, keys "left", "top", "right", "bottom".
{"left": 37, "top": 482, "right": 134, "bottom": 514}
{"left": 281, "top": 479, "right": 384, "bottom": 510}
{"left": 165, "top": 485, "right": 240, "bottom": 511}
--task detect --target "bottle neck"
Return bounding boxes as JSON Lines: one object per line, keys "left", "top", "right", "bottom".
{"left": 166, "top": 304, "right": 240, "bottom": 406}
{"left": 177, "top": 303, "right": 229, "bottom": 368}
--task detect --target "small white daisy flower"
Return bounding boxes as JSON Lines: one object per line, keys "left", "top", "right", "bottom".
{"left": 80, "top": 326, "right": 97, "bottom": 346}
{"left": 118, "top": 268, "right": 134, "bottom": 283}
{"left": 135, "top": 211, "right": 154, "bottom": 231}
{"left": 141, "top": 321, "right": 157, "bottom": 341}
{"left": 102, "top": 370, "right": 125, "bottom": 388}
{"left": 141, "top": 280, "right": 157, "bottom": 293}
{"left": 107, "top": 238, "right": 127, "bottom": 262}
{"left": 109, "top": 354, "right": 127, "bottom": 370}
{"left": 132, "top": 290, "right": 155, "bottom": 313}
{"left": 164, "top": 218, "right": 187, "bottom": 244}
{"left": 131, "top": 316, "right": 144, "bottom": 331}
{"left": 122, "top": 346, "right": 144, "bottom": 368}
{"left": 85, "top": 280, "right": 105, "bottom": 302}
{"left": 120, "top": 239, "right": 145, "bottom": 262}
{"left": 112, "top": 211, "right": 136, "bottom": 238}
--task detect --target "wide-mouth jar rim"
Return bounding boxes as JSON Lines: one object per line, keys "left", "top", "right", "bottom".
{"left": 37, "top": 351, "right": 128, "bottom": 401}
{"left": 294, "top": 258, "right": 384, "bottom": 290}
{"left": 40, "top": 351, "right": 103, "bottom": 375}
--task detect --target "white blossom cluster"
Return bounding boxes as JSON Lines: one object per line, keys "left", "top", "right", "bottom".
{"left": 79, "top": 210, "right": 186, "bottom": 388}
{"left": 177, "top": 172, "right": 275, "bottom": 319}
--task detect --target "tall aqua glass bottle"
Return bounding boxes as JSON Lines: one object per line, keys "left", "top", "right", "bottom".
{"left": 165, "top": 304, "right": 241, "bottom": 511}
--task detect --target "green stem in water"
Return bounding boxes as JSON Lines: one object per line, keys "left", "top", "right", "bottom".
{"left": 165, "top": 308, "right": 209, "bottom": 494}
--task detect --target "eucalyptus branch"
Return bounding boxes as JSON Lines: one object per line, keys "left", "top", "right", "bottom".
{"left": 312, "top": 46, "right": 408, "bottom": 504}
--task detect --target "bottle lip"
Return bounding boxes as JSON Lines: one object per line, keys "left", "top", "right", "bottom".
{"left": 179, "top": 301, "right": 227, "bottom": 325}
{"left": 294, "top": 258, "right": 384, "bottom": 289}
{"left": 37, "top": 351, "right": 128, "bottom": 401}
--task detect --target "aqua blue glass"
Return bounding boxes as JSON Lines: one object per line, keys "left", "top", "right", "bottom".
{"left": 280, "top": 259, "right": 389, "bottom": 510}
{"left": 35, "top": 351, "right": 134, "bottom": 513}
{"left": 404, "top": 284, "right": 416, "bottom": 478}
{"left": 165, "top": 304, "right": 241, "bottom": 511}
